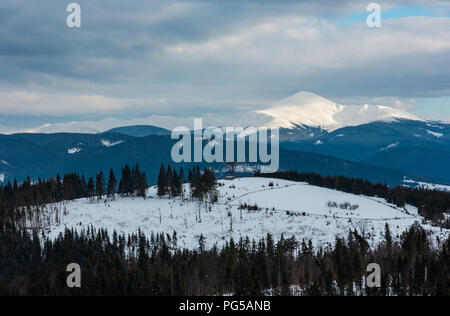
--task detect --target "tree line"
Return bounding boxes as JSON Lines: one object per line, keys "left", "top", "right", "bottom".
{"left": 0, "top": 163, "right": 219, "bottom": 230}
{"left": 0, "top": 214, "right": 448, "bottom": 296}
{"left": 156, "top": 164, "right": 218, "bottom": 203}
{"left": 256, "top": 170, "right": 450, "bottom": 228}
{"left": 0, "top": 164, "right": 448, "bottom": 296}
{"left": 0, "top": 164, "right": 149, "bottom": 210}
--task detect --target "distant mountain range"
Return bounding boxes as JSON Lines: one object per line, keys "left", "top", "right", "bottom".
{"left": 0, "top": 91, "right": 449, "bottom": 186}
{"left": 0, "top": 128, "right": 444, "bottom": 187}
{"left": 2, "top": 91, "right": 429, "bottom": 135}
{"left": 280, "top": 119, "right": 450, "bottom": 182}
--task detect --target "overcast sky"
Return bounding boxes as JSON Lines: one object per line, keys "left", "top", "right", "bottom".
{"left": 1, "top": 0, "right": 450, "bottom": 128}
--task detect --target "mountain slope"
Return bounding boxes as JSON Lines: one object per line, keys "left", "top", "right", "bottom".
{"left": 1, "top": 91, "right": 448, "bottom": 184}
{"left": 46, "top": 177, "right": 449, "bottom": 250}
{"left": 254, "top": 91, "right": 422, "bottom": 131}
{"left": 363, "top": 146, "right": 450, "bottom": 181}
{"left": 0, "top": 132, "right": 428, "bottom": 186}
{"left": 280, "top": 119, "right": 450, "bottom": 182}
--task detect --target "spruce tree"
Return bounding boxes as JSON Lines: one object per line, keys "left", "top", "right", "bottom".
{"left": 132, "top": 165, "right": 141, "bottom": 194}
{"left": 157, "top": 164, "right": 166, "bottom": 197}
{"left": 119, "top": 165, "right": 133, "bottom": 196}
{"left": 138, "top": 172, "right": 148, "bottom": 199}
{"left": 167, "top": 165, "right": 173, "bottom": 198}
{"left": 107, "top": 169, "right": 117, "bottom": 199}
{"left": 87, "top": 177, "right": 94, "bottom": 201}
{"left": 96, "top": 171, "right": 105, "bottom": 200}
{"left": 171, "top": 170, "right": 178, "bottom": 197}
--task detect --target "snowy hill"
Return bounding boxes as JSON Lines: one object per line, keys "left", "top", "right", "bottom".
{"left": 46, "top": 177, "right": 449, "bottom": 250}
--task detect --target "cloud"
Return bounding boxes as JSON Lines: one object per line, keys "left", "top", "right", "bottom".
{"left": 0, "top": 0, "right": 449, "bottom": 123}
{"left": 0, "top": 89, "right": 167, "bottom": 116}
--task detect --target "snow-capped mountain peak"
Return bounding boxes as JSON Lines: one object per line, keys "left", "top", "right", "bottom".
{"left": 255, "top": 91, "right": 423, "bottom": 131}
{"left": 256, "top": 91, "right": 344, "bottom": 129}
{"left": 0, "top": 91, "right": 426, "bottom": 134}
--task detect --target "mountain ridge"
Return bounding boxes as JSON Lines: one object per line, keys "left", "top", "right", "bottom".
{"left": 256, "top": 91, "right": 423, "bottom": 131}
{"left": 0, "top": 132, "right": 436, "bottom": 186}
{"left": 0, "top": 91, "right": 430, "bottom": 135}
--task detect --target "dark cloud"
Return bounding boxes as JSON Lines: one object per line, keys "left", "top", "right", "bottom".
{"left": 0, "top": 0, "right": 449, "bottom": 124}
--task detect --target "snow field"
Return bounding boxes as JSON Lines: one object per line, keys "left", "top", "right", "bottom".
{"left": 47, "top": 177, "right": 449, "bottom": 250}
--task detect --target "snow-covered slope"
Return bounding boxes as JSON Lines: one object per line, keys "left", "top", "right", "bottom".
{"left": 255, "top": 92, "right": 422, "bottom": 131}
{"left": 46, "top": 178, "right": 448, "bottom": 250}
{"left": 403, "top": 179, "right": 450, "bottom": 192}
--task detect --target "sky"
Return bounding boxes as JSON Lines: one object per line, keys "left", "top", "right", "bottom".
{"left": 0, "top": 0, "right": 450, "bottom": 129}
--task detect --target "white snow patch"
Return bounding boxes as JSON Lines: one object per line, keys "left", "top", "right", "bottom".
{"left": 427, "top": 130, "right": 443, "bottom": 138}
{"left": 68, "top": 147, "right": 81, "bottom": 154}
{"left": 1, "top": 160, "right": 8, "bottom": 166}
{"left": 101, "top": 139, "right": 124, "bottom": 147}
{"left": 0, "top": 173, "right": 5, "bottom": 182}
{"left": 427, "top": 123, "right": 444, "bottom": 130}
{"left": 314, "top": 140, "right": 323, "bottom": 145}
{"left": 381, "top": 142, "right": 399, "bottom": 151}
{"left": 403, "top": 179, "right": 450, "bottom": 192}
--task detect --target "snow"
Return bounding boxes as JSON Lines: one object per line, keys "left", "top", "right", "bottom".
{"left": 314, "top": 140, "right": 323, "bottom": 145}
{"left": 427, "top": 130, "right": 444, "bottom": 138}
{"left": 68, "top": 147, "right": 81, "bottom": 154}
{"left": 0, "top": 173, "right": 5, "bottom": 183}
{"left": 255, "top": 92, "right": 423, "bottom": 131}
{"left": 381, "top": 142, "right": 399, "bottom": 151}
{"left": 403, "top": 179, "right": 450, "bottom": 192}
{"left": 101, "top": 139, "right": 124, "bottom": 147}
{"left": 1, "top": 160, "right": 8, "bottom": 166}
{"left": 46, "top": 177, "right": 449, "bottom": 250}
{"left": 256, "top": 92, "right": 344, "bottom": 129}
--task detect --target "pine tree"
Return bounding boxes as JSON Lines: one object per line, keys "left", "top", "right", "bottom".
{"left": 384, "top": 223, "right": 393, "bottom": 253}
{"left": 87, "top": 177, "right": 94, "bottom": 202}
{"left": 137, "top": 172, "right": 148, "bottom": 199}
{"left": 179, "top": 168, "right": 185, "bottom": 198}
{"left": 132, "top": 165, "right": 141, "bottom": 194}
{"left": 107, "top": 169, "right": 117, "bottom": 199}
{"left": 80, "top": 175, "right": 87, "bottom": 197}
{"left": 119, "top": 165, "right": 133, "bottom": 196}
{"left": 170, "top": 170, "right": 178, "bottom": 197}
{"left": 167, "top": 165, "right": 173, "bottom": 198}
{"left": 174, "top": 168, "right": 184, "bottom": 196}
{"left": 96, "top": 171, "right": 105, "bottom": 200}
{"left": 157, "top": 164, "right": 166, "bottom": 197}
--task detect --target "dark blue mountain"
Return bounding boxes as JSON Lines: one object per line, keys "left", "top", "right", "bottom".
{"left": 363, "top": 146, "right": 450, "bottom": 181}
{"left": 104, "top": 125, "right": 171, "bottom": 137}
{"left": 280, "top": 119, "right": 450, "bottom": 182}
{"left": 0, "top": 131, "right": 433, "bottom": 186}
